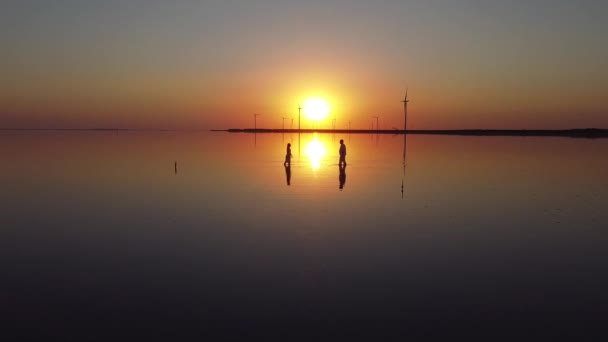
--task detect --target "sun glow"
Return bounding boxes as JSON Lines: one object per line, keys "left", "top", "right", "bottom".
{"left": 304, "top": 135, "right": 327, "bottom": 170}
{"left": 303, "top": 98, "right": 330, "bottom": 122}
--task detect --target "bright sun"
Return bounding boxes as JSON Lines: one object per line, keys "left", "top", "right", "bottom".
{"left": 303, "top": 98, "right": 330, "bottom": 121}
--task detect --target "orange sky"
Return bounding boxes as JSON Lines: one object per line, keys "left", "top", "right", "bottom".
{"left": 1, "top": 1, "right": 607, "bottom": 130}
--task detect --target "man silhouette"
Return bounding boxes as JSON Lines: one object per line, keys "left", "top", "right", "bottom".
{"left": 339, "top": 139, "right": 347, "bottom": 166}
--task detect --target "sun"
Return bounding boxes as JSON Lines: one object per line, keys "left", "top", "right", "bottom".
{"left": 303, "top": 98, "right": 330, "bottom": 121}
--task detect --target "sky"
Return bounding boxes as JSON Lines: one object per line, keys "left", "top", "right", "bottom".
{"left": 1, "top": 0, "right": 607, "bottom": 130}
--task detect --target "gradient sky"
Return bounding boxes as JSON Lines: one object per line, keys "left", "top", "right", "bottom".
{"left": 1, "top": 0, "right": 607, "bottom": 129}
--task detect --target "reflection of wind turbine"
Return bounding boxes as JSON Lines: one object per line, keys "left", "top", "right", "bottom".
{"left": 402, "top": 132, "right": 407, "bottom": 199}
{"left": 401, "top": 89, "right": 410, "bottom": 132}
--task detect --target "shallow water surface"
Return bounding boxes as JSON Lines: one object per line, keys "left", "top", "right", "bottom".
{"left": 2, "top": 131, "right": 607, "bottom": 339}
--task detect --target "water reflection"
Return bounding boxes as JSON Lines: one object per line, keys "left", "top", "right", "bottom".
{"left": 284, "top": 165, "right": 291, "bottom": 186}
{"left": 304, "top": 134, "right": 327, "bottom": 170}
{"left": 3, "top": 131, "right": 608, "bottom": 338}
{"left": 401, "top": 134, "right": 407, "bottom": 199}
{"left": 339, "top": 164, "right": 346, "bottom": 190}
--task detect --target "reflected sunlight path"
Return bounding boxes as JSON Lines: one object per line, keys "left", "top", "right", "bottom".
{"left": 304, "top": 134, "right": 327, "bottom": 170}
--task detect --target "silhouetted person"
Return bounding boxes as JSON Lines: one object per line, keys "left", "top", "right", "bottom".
{"left": 285, "top": 164, "right": 291, "bottom": 186}
{"left": 284, "top": 143, "right": 293, "bottom": 166}
{"left": 339, "top": 139, "right": 347, "bottom": 166}
{"left": 174, "top": 161, "right": 177, "bottom": 175}
{"left": 339, "top": 164, "right": 346, "bottom": 190}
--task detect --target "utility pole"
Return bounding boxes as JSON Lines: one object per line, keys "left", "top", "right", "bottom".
{"left": 373, "top": 116, "right": 380, "bottom": 133}
{"left": 371, "top": 116, "right": 379, "bottom": 133}
{"left": 253, "top": 113, "right": 261, "bottom": 148}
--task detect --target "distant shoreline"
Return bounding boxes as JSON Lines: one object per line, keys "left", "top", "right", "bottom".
{"left": 2, "top": 128, "right": 606, "bottom": 138}
{"left": 215, "top": 128, "right": 608, "bottom": 138}
{"left": 0, "top": 128, "right": 171, "bottom": 132}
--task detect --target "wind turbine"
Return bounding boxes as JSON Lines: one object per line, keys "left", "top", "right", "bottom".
{"left": 371, "top": 116, "right": 379, "bottom": 132}
{"left": 297, "top": 104, "right": 302, "bottom": 156}
{"left": 253, "top": 113, "right": 261, "bottom": 147}
{"left": 401, "top": 89, "right": 410, "bottom": 132}
{"left": 282, "top": 117, "right": 289, "bottom": 130}
{"left": 401, "top": 89, "right": 409, "bottom": 198}
{"left": 298, "top": 104, "right": 303, "bottom": 132}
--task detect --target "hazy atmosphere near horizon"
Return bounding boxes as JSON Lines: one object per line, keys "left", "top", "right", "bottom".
{"left": 1, "top": 0, "right": 607, "bottom": 130}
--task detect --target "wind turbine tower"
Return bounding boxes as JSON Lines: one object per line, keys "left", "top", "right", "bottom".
{"left": 254, "top": 113, "right": 261, "bottom": 131}
{"left": 371, "top": 116, "right": 379, "bottom": 133}
{"left": 298, "top": 104, "right": 302, "bottom": 132}
{"left": 401, "top": 89, "right": 410, "bottom": 132}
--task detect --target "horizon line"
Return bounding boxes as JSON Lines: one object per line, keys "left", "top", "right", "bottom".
{"left": 1, "top": 127, "right": 607, "bottom": 138}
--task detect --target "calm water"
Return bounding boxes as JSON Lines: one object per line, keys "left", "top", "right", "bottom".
{"left": 2, "top": 131, "right": 608, "bottom": 339}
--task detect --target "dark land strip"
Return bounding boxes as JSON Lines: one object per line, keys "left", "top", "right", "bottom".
{"left": 216, "top": 128, "right": 608, "bottom": 138}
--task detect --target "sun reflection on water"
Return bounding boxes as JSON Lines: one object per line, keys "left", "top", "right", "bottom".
{"left": 304, "top": 134, "right": 327, "bottom": 170}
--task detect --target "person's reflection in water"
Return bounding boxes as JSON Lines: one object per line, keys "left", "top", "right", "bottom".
{"left": 339, "top": 164, "right": 346, "bottom": 190}
{"left": 285, "top": 164, "right": 291, "bottom": 186}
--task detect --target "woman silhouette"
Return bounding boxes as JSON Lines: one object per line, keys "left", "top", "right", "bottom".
{"left": 284, "top": 143, "right": 293, "bottom": 166}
